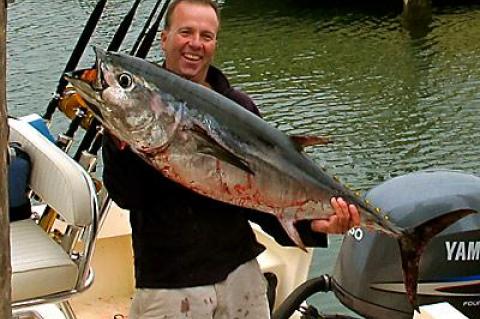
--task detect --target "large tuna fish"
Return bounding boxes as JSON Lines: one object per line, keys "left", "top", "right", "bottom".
{"left": 65, "top": 48, "right": 476, "bottom": 309}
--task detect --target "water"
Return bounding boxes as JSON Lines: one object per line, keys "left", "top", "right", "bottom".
{"left": 6, "top": 0, "right": 480, "bottom": 316}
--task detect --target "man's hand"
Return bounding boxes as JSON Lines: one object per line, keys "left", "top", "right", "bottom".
{"left": 311, "top": 197, "right": 360, "bottom": 234}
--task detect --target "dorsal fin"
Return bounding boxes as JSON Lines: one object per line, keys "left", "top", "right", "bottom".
{"left": 290, "top": 135, "right": 331, "bottom": 151}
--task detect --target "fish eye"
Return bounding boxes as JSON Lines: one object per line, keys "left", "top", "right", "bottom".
{"left": 118, "top": 73, "right": 133, "bottom": 89}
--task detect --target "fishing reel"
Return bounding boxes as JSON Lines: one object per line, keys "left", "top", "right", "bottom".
{"left": 58, "top": 86, "right": 94, "bottom": 130}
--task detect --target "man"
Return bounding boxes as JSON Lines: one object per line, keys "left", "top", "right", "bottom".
{"left": 102, "top": 0, "right": 360, "bottom": 318}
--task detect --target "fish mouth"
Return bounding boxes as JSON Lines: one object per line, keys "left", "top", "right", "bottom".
{"left": 64, "top": 50, "right": 108, "bottom": 121}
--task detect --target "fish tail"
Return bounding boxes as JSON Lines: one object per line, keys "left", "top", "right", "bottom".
{"left": 397, "top": 209, "right": 475, "bottom": 311}
{"left": 398, "top": 232, "right": 421, "bottom": 311}
{"left": 279, "top": 218, "right": 307, "bottom": 252}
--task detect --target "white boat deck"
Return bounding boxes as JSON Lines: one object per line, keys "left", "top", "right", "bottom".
{"left": 69, "top": 235, "right": 133, "bottom": 318}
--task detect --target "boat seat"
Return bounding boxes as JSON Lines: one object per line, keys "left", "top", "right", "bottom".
{"left": 8, "top": 117, "right": 99, "bottom": 314}
{"left": 10, "top": 220, "right": 78, "bottom": 301}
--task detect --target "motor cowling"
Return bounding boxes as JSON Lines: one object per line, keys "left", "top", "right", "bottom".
{"left": 332, "top": 170, "right": 480, "bottom": 319}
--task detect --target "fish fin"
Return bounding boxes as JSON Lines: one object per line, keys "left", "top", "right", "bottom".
{"left": 398, "top": 233, "right": 421, "bottom": 311}
{"left": 289, "top": 135, "right": 331, "bottom": 152}
{"left": 397, "top": 209, "right": 475, "bottom": 310}
{"left": 279, "top": 218, "right": 307, "bottom": 252}
{"left": 109, "top": 134, "right": 128, "bottom": 150}
{"left": 190, "top": 123, "right": 255, "bottom": 175}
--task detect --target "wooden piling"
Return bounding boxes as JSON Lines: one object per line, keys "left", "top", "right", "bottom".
{"left": 0, "top": 0, "right": 12, "bottom": 317}
{"left": 402, "top": 0, "right": 432, "bottom": 38}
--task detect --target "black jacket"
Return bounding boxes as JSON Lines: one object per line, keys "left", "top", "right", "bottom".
{"left": 102, "top": 66, "right": 327, "bottom": 288}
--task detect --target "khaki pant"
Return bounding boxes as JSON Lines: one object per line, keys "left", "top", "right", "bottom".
{"left": 129, "top": 259, "right": 271, "bottom": 319}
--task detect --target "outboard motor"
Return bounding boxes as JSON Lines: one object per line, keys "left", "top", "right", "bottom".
{"left": 332, "top": 170, "right": 480, "bottom": 319}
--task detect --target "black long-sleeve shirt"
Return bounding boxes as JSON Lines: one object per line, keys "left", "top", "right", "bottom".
{"left": 102, "top": 66, "right": 327, "bottom": 288}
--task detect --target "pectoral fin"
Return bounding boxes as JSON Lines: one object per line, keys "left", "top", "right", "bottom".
{"left": 290, "top": 135, "right": 331, "bottom": 152}
{"left": 279, "top": 217, "right": 307, "bottom": 252}
{"left": 190, "top": 123, "right": 254, "bottom": 175}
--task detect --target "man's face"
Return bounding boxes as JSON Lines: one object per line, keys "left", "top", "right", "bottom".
{"left": 161, "top": 2, "right": 219, "bottom": 84}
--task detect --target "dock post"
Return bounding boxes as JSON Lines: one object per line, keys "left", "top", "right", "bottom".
{"left": 402, "top": 0, "right": 432, "bottom": 38}
{"left": 0, "top": 0, "right": 12, "bottom": 317}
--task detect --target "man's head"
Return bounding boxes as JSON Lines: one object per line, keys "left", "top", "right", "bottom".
{"left": 161, "top": 0, "right": 220, "bottom": 85}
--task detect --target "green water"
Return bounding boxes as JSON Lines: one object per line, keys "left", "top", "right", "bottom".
{"left": 213, "top": 1, "right": 480, "bottom": 315}
{"left": 6, "top": 0, "right": 480, "bottom": 316}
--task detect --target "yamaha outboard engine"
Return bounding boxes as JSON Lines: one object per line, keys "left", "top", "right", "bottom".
{"left": 332, "top": 170, "right": 480, "bottom": 318}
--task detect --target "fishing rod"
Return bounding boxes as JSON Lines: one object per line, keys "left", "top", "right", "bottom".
{"left": 43, "top": 0, "right": 107, "bottom": 122}
{"left": 108, "top": 0, "right": 142, "bottom": 52}
{"left": 129, "top": 0, "right": 163, "bottom": 55}
{"left": 135, "top": 0, "right": 170, "bottom": 58}
{"left": 73, "top": 0, "right": 171, "bottom": 161}
{"left": 44, "top": 0, "right": 147, "bottom": 230}
{"left": 78, "top": 127, "right": 104, "bottom": 173}
{"left": 55, "top": 107, "right": 86, "bottom": 152}
{"left": 40, "top": 0, "right": 107, "bottom": 230}
{"left": 56, "top": 0, "right": 144, "bottom": 153}
{"left": 73, "top": 119, "right": 100, "bottom": 161}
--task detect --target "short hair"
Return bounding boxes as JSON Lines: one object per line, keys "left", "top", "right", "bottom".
{"left": 164, "top": 0, "right": 220, "bottom": 30}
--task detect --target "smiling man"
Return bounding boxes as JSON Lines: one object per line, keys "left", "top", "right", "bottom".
{"left": 161, "top": 0, "right": 218, "bottom": 87}
{"left": 102, "top": 0, "right": 360, "bottom": 318}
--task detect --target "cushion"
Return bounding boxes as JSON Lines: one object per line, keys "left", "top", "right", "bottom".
{"left": 10, "top": 220, "right": 78, "bottom": 302}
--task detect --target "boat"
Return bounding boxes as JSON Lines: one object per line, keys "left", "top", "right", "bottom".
{"left": 5, "top": 1, "right": 480, "bottom": 318}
